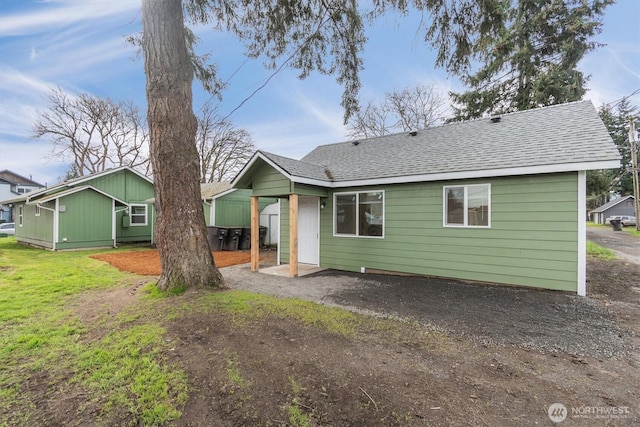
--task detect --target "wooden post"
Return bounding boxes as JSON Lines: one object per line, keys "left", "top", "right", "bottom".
{"left": 250, "top": 196, "right": 260, "bottom": 272}
{"left": 289, "top": 194, "right": 299, "bottom": 277}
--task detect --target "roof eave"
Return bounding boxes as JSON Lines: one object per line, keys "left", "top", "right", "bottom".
{"left": 328, "top": 159, "right": 621, "bottom": 188}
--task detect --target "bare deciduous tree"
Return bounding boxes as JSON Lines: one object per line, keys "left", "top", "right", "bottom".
{"left": 33, "top": 88, "right": 150, "bottom": 177}
{"left": 348, "top": 84, "right": 448, "bottom": 139}
{"left": 196, "top": 105, "right": 255, "bottom": 183}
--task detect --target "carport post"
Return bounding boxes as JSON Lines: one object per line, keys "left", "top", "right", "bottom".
{"left": 250, "top": 196, "right": 260, "bottom": 272}
{"left": 289, "top": 194, "right": 299, "bottom": 277}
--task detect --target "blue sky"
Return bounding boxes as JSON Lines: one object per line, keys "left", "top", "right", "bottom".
{"left": 1, "top": 0, "right": 639, "bottom": 186}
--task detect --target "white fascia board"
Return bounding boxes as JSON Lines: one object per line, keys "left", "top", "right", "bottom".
{"left": 231, "top": 153, "right": 269, "bottom": 186}
{"left": 237, "top": 154, "right": 620, "bottom": 191}
{"left": 124, "top": 167, "right": 154, "bottom": 184}
{"left": 60, "top": 166, "right": 153, "bottom": 187}
{"left": 325, "top": 160, "right": 621, "bottom": 188}
{"left": 210, "top": 188, "right": 237, "bottom": 200}
{"left": 29, "top": 185, "right": 128, "bottom": 206}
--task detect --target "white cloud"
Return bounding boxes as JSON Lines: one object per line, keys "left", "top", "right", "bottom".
{"left": 0, "top": 0, "right": 140, "bottom": 36}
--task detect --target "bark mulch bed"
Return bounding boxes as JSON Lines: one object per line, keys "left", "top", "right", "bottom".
{"left": 90, "top": 250, "right": 252, "bottom": 275}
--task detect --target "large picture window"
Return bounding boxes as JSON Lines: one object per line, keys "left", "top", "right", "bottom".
{"left": 444, "top": 184, "right": 490, "bottom": 227}
{"left": 130, "top": 204, "right": 148, "bottom": 226}
{"left": 334, "top": 191, "right": 384, "bottom": 237}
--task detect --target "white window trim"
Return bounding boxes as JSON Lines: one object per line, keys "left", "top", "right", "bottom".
{"left": 129, "top": 204, "right": 148, "bottom": 226}
{"left": 443, "top": 184, "right": 491, "bottom": 228}
{"left": 35, "top": 205, "right": 41, "bottom": 216}
{"left": 18, "top": 205, "right": 24, "bottom": 227}
{"left": 333, "top": 190, "right": 385, "bottom": 238}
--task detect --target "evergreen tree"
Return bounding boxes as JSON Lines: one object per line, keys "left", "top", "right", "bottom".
{"left": 598, "top": 99, "right": 640, "bottom": 196}
{"left": 448, "top": 0, "right": 613, "bottom": 120}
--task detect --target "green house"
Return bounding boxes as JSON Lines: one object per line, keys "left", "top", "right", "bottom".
{"left": 145, "top": 182, "right": 278, "bottom": 246}
{"left": 8, "top": 167, "right": 154, "bottom": 250}
{"left": 200, "top": 182, "right": 275, "bottom": 227}
{"left": 233, "top": 101, "right": 621, "bottom": 295}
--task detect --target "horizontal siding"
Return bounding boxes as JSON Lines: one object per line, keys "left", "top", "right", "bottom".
{"left": 214, "top": 191, "right": 277, "bottom": 227}
{"left": 291, "top": 183, "right": 329, "bottom": 197}
{"left": 318, "top": 173, "right": 579, "bottom": 292}
{"left": 251, "top": 163, "right": 291, "bottom": 196}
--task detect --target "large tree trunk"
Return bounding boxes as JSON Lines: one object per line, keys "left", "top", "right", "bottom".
{"left": 141, "top": 0, "right": 224, "bottom": 291}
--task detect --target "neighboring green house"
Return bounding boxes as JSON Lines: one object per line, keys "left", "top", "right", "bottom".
{"left": 145, "top": 182, "right": 277, "bottom": 246}
{"left": 233, "top": 101, "right": 621, "bottom": 296}
{"left": 7, "top": 167, "right": 154, "bottom": 250}
{"left": 201, "top": 182, "right": 275, "bottom": 227}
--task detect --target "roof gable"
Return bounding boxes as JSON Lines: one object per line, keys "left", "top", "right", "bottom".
{"left": 0, "top": 170, "right": 45, "bottom": 187}
{"left": 591, "top": 195, "right": 635, "bottom": 213}
{"left": 3, "top": 166, "right": 152, "bottom": 204}
{"left": 28, "top": 185, "right": 128, "bottom": 205}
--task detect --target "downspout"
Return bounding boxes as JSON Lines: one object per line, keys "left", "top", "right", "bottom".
{"left": 276, "top": 199, "right": 281, "bottom": 266}
{"left": 150, "top": 204, "right": 155, "bottom": 245}
{"left": 114, "top": 205, "right": 129, "bottom": 248}
{"left": 203, "top": 198, "right": 214, "bottom": 225}
{"left": 53, "top": 199, "right": 59, "bottom": 251}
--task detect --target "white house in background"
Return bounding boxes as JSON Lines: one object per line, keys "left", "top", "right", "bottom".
{"left": 0, "top": 170, "right": 45, "bottom": 223}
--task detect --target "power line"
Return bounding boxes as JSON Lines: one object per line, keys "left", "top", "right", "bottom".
{"left": 605, "top": 88, "right": 640, "bottom": 109}
{"left": 198, "top": 10, "right": 332, "bottom": 119}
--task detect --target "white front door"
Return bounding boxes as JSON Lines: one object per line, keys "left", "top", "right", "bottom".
{"left": 298, "top": 196, "right": 319, "bottom": 265}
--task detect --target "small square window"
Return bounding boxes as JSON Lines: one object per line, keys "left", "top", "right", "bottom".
{"left": 444, "top": 184, "right": 490, "bottom": 228}
{"left": 129, "top": 204, "right": 147, "bottom": 226}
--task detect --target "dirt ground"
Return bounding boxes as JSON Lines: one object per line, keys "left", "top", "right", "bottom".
{"left": 68, "top": 243, "right": 640, "bottom": 426}
{"left": 90, "top": 250, "right": 253, "bottom": 275}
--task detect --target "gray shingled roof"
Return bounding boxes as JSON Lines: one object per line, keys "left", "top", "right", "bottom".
{"left": 297, "top": 101, "right": 619, "bottom": 182}
{"left": 260, "top": 151, "right": 332, "bottom": 182}
{"left": 200, "top": 182, "right": 233, "bottom": 199}
{"left": 591, "top": 195, "right": 634, "bottom": 213}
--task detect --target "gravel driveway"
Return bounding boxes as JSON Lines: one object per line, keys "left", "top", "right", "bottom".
{"left": 224, "top": 258, "right": 633, "bottom": 358}
{"left": 587, "top": 226, "right": 640, "bottom": 264}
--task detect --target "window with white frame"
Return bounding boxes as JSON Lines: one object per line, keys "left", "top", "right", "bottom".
{"left": 444, "top": 184, "right": 490, "bottom": 227}
{"left": 129, "top": 204, "right": 148, "bottom": 226}
{"left": 18, "top": 205, "right": 23, "bottom": 226}
{"left": 35, "top": 205, "right": 41, "bottom": 216}
{"left": 334, "top": 191, "right": 384, "bottom": 237}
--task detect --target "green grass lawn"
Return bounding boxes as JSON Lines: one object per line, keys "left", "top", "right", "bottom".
{"left": 0, "top": 232, "right": 630, "bottom": 425}
{"left": 0, "top": 238, "right": 187, "bottom": 426}
{"left": 0, "top": 238, "right": 438, "bottom": 426}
